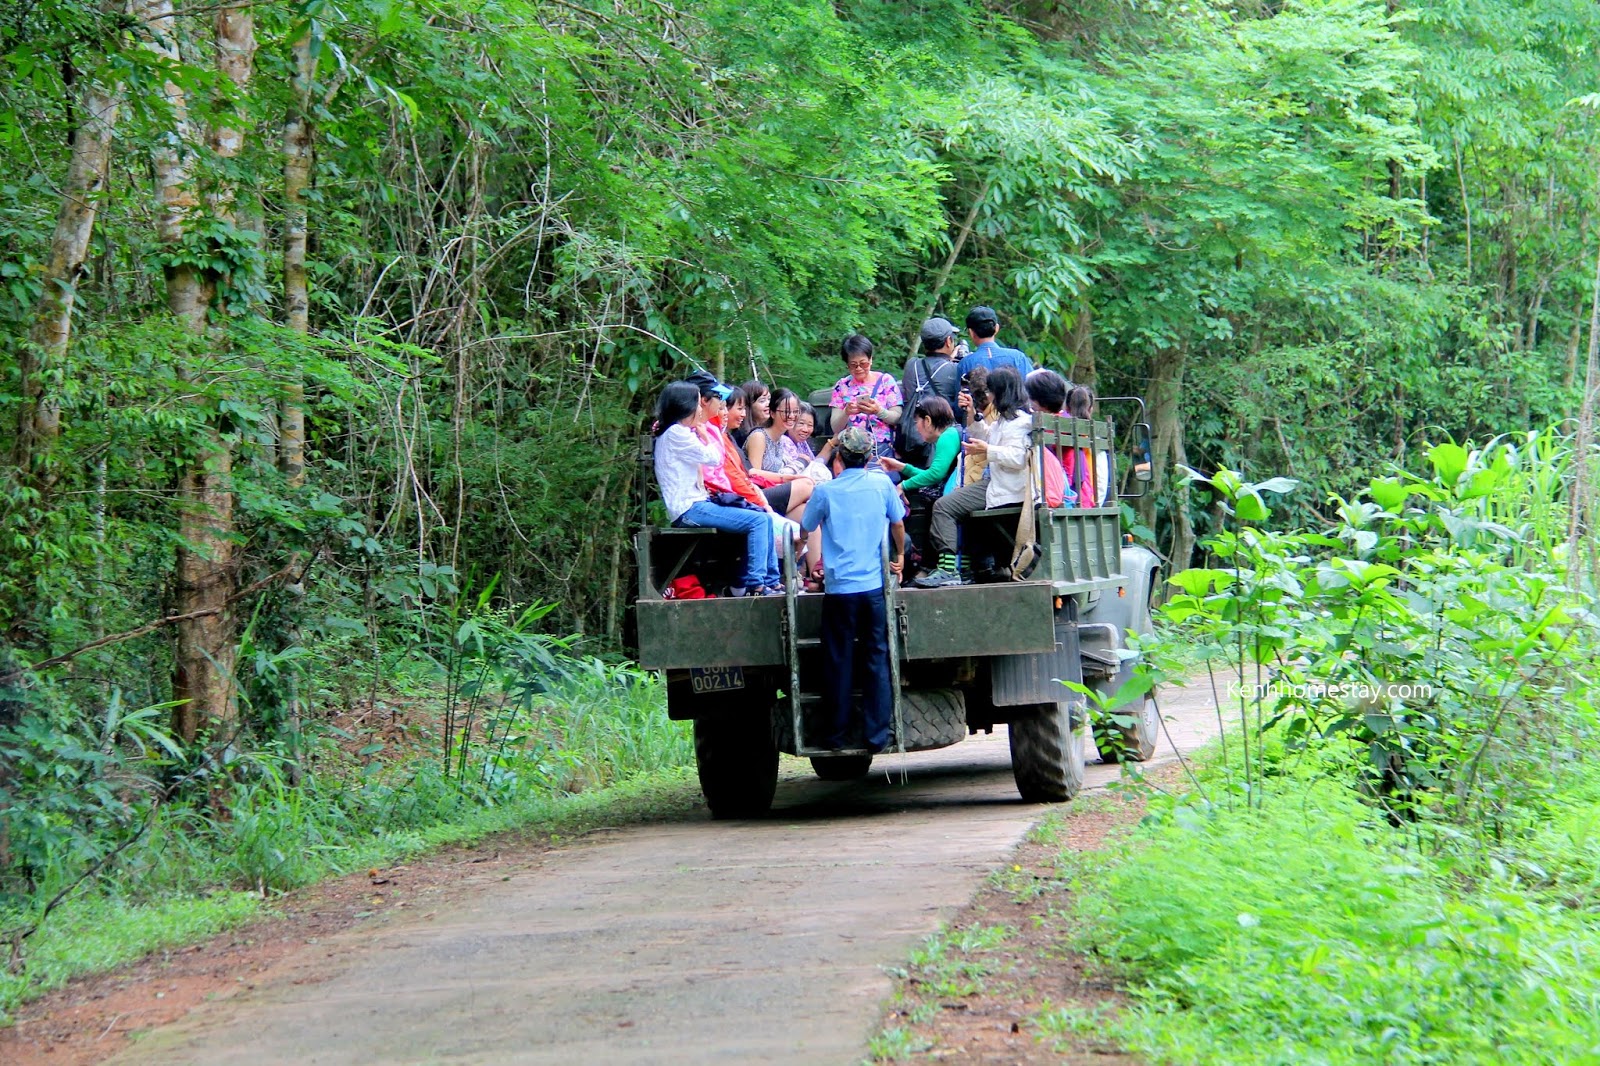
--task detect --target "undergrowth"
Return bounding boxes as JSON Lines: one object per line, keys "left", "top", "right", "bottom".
{"left": 0, "top": 656, "right": 694, "bottom": 1021}
{"left": 1066, "top": 759, "right": 1600, "bottom": 1065}
{"left": 1056, "top": 434, "right": 1600, "bottom": 1063}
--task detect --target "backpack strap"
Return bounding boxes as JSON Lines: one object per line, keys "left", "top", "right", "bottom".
{"left": 907, "top": 359, "right": 934, "bottom": 408}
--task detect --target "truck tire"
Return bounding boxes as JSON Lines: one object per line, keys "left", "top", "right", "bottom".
{"left": 694, "top": 714, "right": 778, "bottom": 819}
{"left": 899, "top": 688, "right": 967, "bottom": 749}
{"left": 1092, "top": 684, "right": 1160, "bottom": 762}
{"left": 810, "top": 754, "right": 873, "bottom": 780}
{"left": 1009, "top": 700, "right": 1086, "bottom": 803}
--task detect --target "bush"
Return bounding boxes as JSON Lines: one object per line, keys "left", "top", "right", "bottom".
{"left": 1070, "top": 432, "right": 1600, "bottom": 1062}
{"left": 1075, "top": 774, "right": 1600, "bottom": 1064}
{"left": 0, "top": 624, "right": 691, "bottom": 1020}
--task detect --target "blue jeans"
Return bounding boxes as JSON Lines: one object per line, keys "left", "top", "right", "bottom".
{"left": 676, "top": 501, "right": 781, "bottom": 590}
{"left": 820, "top": 589, "right": 893, "bottom": 751}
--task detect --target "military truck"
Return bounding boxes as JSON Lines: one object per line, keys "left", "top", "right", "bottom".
{"left": 631, "top": 399, "right": 1159, "bottom": 818}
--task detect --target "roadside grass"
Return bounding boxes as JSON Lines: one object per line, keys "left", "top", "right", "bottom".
{"left": 0, "top": 669, "right": 697, "bottom": 1022}
{"left": 866, "top": 795, "right": 1146, "bottom": 1065}
{"left": 1067, "top": 758, "right": 1600, "bottom": 1065}
{"left": 868, "top": 746, "right": 1600, "bottom": 1064}
{"left": 874, "top": 921, "right": 1013, "bottom": 1060}
{"left": 0, "top": 764, "right": 702, "bottom": 1020}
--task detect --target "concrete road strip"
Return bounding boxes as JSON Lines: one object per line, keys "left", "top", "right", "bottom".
{"left": 112, "top": 684, "right": 1219, "bottom": 1065}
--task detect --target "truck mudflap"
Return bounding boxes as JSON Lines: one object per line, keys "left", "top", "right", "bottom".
{"left": 990, "top": 612, "right": 1084, "bottom": 708}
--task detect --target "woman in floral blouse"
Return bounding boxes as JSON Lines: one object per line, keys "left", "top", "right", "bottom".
{"left": 829, "top": 333, "right": 902, "bottom": 460}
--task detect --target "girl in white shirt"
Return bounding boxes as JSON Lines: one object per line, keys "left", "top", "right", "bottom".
{"left": 652, "top": 381, "right": 782, "bottom": 595}
{"left": 914, "top": 367, "right": 1032, "bottom": 587}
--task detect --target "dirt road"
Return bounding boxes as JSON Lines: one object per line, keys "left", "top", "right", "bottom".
{"left": 109, "top": 685, "right": 1220, "bottom": 1065}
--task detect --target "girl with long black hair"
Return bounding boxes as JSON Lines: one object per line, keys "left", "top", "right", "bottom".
{"left": 652, "top": 381, "right": 783, "bottom": 595}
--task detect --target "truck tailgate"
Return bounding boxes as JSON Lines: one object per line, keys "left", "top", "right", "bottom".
{"left": 899, "top": 582, "right": 1056, "bottom": 659}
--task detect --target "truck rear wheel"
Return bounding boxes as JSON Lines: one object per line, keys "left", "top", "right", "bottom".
{"left": 694, "top": 713, "right": 778, "bottom": 819}
{"left": 1113, "top": 690, "right": 1160, "bottom": 762}
{"left": 809, "top": 754, "right": 873, "bottom": 781}
{"left": 1009, "top": 700, "right": 1086, "bottom": 803}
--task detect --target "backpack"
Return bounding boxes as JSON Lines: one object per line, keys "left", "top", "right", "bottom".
{"left": 896, "top": 358, "right": 956, "bottom": 456}
{"left": 1062, "top": 447, "right": 1095, "bottom": 506}
{"left": 1011, "top": 449, "right": 1042, "bottom": 580}
{"left": 1041, "top": 447, "right": 1068, "bottom": 508}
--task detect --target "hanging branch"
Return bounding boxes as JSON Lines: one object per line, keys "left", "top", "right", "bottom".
{"left": 0, "top": 554, "right": 319, "bottom": 684}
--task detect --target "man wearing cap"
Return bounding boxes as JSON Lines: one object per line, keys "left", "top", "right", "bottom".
{"left": 800, "top": 427, "right": 907, "bottom": 753}
{"left": 956, "top": 306, "right": 1034, "bottom": 382}
{"left": 899, "top": 317, "right": 965, "bottom": 464}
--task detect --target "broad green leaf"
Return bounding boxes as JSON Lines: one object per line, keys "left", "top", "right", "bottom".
{"left": 1367, "top": 478, "right": 1410, "bottom": 512}
{"left": 1168, "top": 569, "right": 1235, "bottom": 596}
{"left": 1234, "top": 491, "right": 1269, "bottom": 523}
{"left": 1428, "top": 442, "right": 1470, "bottom": 489}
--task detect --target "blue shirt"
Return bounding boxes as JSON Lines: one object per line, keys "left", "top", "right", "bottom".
{"left": 957, "top": 340, "right": 1033, "bottom": 381}
{"left": 800, "top": 469, "right": 906, "bottom": 595}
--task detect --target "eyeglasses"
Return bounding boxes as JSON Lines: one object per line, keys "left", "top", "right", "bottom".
{"left": 777, "top": 406, "right": 800, "bottom": 416}
{"left": 846, "top": 357, "right": 872, "bottom": 368}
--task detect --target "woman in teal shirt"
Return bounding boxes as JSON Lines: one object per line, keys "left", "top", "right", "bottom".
{"left": 881, "top": 397, "right": 960, "bottom": 578}
{"left": 882, "top": 396, "right": 960, "bottom": 491}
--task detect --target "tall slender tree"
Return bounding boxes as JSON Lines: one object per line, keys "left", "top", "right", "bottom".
{"left": 16, "top": 3, "right": 124, "bottom": 493}
{"left": 279, "top": 24, "right": 315, "bottom": 489}
{"left": 139, "top": 0, "right": 256, "bottom": 742}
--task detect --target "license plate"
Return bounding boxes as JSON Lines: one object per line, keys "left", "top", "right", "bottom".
{"left": 690, "top": 666, "right": 745, "bottom": 694}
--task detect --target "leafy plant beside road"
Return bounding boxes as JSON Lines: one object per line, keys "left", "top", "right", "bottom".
{"left": 1073, "top": 429, "right": 1600, "bottom": 1062}
{"left": 874, "top": 427, "right": 1600, "bottom": 1062}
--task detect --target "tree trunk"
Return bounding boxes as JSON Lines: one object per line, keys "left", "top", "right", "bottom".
{"left": 171, "top": 446, "right": 237, "bottom": 744}
{"left": 16, "top": 72, "right": 120, "bottom": 489}
{"left": 1454, "top": 137, "right": 1473, "bottom": 280}
{"left": 276, "top": 25, "right": 317, "bottom": 773}
{"left": 1565, "top": 298, "right": 1584, "bottom": 392}
{"left": 1068, "top": 297, "right": 1095, "bottom": 387}
{"left": 280, "top": 28, "right": 315, "bottom": 488}
{"left": 142, "top": 0, "right": 254, "bottom": 742}
{"left": 912, "top": 179, "right": 990, "bottom": 355}
{"left": 1139, "top": 344, "right": 1189, "bottom": 571}
{"left": 1567, "top": 195, "right": 1600, "bottom": 587}
{"left": 1169, "top": 416, "right": 1196, "bottom": 575}
{"left": 141, "top": 0, "right": 207, "bottom": 329}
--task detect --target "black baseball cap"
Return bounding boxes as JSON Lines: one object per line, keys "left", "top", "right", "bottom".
{"left": 684, "top": 369, "right": 722, "bottom": 398}
{"left": 966, "top": 306, "right": 999, "bottom": 331}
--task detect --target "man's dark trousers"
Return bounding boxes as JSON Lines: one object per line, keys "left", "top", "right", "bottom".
{"left": 820, "top": 589, "right": 893, "bottom": 751}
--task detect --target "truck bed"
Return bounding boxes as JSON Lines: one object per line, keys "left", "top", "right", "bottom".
{"left": 635, "top": 580, "right": 1057, "bottom": 670}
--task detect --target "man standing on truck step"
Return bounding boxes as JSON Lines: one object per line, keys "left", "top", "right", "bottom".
{"left": 800, "top": 427, "right": 907, "bottom": 753}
